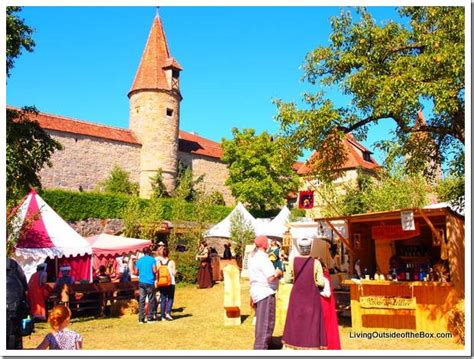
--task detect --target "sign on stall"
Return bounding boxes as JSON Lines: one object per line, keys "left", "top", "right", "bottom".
{"left": 401, "top": 210, "right": 416, "bottom": 231}
{"left": 359, "top": 295, "right": 416, "bottom": 310}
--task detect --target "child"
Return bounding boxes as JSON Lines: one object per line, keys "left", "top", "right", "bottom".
{"left": 36, "top": 305, "right": 83, "bottom": 350}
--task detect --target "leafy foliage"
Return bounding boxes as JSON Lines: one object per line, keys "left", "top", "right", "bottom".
{"left": 97, "top": 165, "right": 139, "bottom": 196}
{"left": 150, "top": 168, "right": 169, "bottom": 198}
{"left": 6, "top": 6, "right": 35, "bottom": 78}
{"left": 318, "top": 168, "right": 429, "bottom": 216}
{"left": 40, "top": 189, "right": 232, "bottom": 222}
{"left": 275, "top": 6, "right": 464, "bottom": 181}
{"left": 172, "top": 162, "right": 204, "bottom": 201}
{"left": 229, "top": 210, "right": 256, "bottom": 258}
{"left": 222, "top": 128, "right": 300, "bottom": 211}
{"left": 7, "top": 107, "right": 62, "bottom": 205}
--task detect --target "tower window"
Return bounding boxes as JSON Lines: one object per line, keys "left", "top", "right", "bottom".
{"left": 166, "top": 108, "right": 174, "bottom": 117}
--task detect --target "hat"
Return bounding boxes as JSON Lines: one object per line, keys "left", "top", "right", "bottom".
{"left": 296, "top": 237, "right": 312, "bottom": 256}
{"left": 157, "top": 241, "right": 166, "bottom": 246}
{"left": 254, "top": 235, "right": 269, "bottom": 249}
{"left": 60, "top": 265, "right": 71, "bottom": 272}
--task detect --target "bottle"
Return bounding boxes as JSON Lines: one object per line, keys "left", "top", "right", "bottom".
{"left": 405, "top": 264, "right": 410, "bottom": 281}
{"left": 21, "top": 315, "right": 32, "bottom": 336}
{"left": 364, "top": 268, "right": 369, "bottom": 280}
{"left": 392, "top": 268, "right": 398, "bottom": 282}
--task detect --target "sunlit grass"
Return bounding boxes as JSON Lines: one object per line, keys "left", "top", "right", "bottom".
{"left": 23, "top": 280, "right": 463, "bottom": 351}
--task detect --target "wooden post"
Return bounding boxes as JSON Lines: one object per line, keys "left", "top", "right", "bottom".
{"left": 223, "top": 264, "right": 241, "bottom": 326}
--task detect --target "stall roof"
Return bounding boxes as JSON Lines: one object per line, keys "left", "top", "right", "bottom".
{"left": 312, "top": 206, "right": 464, "bottom": 224}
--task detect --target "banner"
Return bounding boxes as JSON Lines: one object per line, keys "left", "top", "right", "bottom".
{"left": 298, "top": 191, "right": 314, "bottom": 209}
{"left": 371, "top": 224, "right": 420, "bottom": 241}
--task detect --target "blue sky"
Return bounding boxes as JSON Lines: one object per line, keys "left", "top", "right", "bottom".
{"left": 6, "top": 6, "right": 404, "bottom": 163}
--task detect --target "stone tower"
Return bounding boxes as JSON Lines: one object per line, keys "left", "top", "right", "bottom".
{"left": 128, "top": 14, "right": 183, "bottom": 198}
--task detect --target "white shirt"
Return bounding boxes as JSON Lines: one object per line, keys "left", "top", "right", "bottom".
{"left": 248, "top": 250, "right": 278, "bottom": 303}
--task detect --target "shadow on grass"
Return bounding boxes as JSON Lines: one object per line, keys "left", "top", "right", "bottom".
{"left": 170, "top": 313, "right": 192, "bottom": 320}
{"left": 171, "top": 307, "right": 185, "bottom": 313}
{"left": 241, "top": 314, "right": 250, "bottom": 323}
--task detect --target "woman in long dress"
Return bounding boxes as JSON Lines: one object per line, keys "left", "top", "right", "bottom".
{"left": 320, "top": 261, "right": 341, "bottom": 349}
{"left": 282, "top": 238, "right": 327, "bottom": 349}
{"left": 27, "top": 263, "right": 51, "bottom": 321}
{"left": 196, "top": 241, "right": 212, "bottom": 289}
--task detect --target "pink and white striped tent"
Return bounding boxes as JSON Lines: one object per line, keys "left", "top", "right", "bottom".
{"left": 10, "top": 189, "right": 92, "bottom": 281}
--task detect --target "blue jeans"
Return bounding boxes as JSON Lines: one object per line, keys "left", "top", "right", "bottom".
{"left": 159, "top": 285, "right": 175, "bottom": 318}
{"left": 138, "top": 282, "right": 157, "bottom": 321}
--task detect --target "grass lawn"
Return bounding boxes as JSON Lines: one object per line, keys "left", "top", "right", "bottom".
{"left": 23, "top": 280, "right": 464, "bottom": 351}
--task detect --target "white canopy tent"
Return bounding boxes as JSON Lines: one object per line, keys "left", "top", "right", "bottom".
{"left": 204, "top": 202, "right": 257, "bottom": 238}
{"left": 255, "top": 206, "right": 291, "bottom": 238}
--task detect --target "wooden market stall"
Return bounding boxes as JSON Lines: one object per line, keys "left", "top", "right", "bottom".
{"left": 315, "top": 206, "right": 464, "bottom": 333}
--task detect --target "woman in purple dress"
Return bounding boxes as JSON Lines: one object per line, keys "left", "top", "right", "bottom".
{"left": 282, "top": 237, "right": 327, "bottom": 349}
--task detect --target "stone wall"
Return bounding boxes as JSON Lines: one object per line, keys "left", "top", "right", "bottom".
{"left": 179, "top": 151, "right": 234, "bottom": 205}
{"left": 129, "top": 90, "right": 180, "bottom": 197}
{"left": 69, "top": 218, "right": 124, "bottom": 237}
{"left": 39, "top": 130, "right": 141, "bottom": 192}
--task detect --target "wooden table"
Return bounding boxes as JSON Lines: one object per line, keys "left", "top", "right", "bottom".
{"left": 47, "top": 281, "right": 139, "bottom": 316}
{"left": 343, "top": 279, "right": 458, "bottom": 332}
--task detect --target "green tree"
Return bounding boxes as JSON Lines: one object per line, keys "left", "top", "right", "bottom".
{"left": 229, "top": 210, "right": 256, "bottom": 259}
{"left": 7, "top": 108, "right": 62, "bottom": 205}
{"left": 172, "top": 162, "right": 204, "bottom": 201}
{"left": 98, "top": 165, "right": 139, "bottom": 196}
{"left": 318, "top": 168, "right": 429, "bottom": 217}
{"left": 150, "top": 168, "right": 169, "bottom": 198}
{"left": 6, "top": 6, "right": 35, "bottom": 78}
{"left": 275, "top": 7, "right": 464, "bottom": 182}
{"left": 222, "top": 128, "right": 300, "bottom": 211}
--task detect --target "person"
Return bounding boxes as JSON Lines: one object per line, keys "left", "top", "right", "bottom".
{"left": 118, "top": 257, "right": 131, "bottom": 282}
{"left": 267, "top": 240, "right": 283, "bottom": 272}
{"left": 27, "top": 263, "right": 52, "bottom": 321}
{"left": 196, "top": 241, "right": 212, "bottom": 289}
{"left": 133, "top": 247, "right": 158, "bottom": 324}
{"left": 156, "top": 247, "right": 177, "bottom": 321}
{"left": 36, "top": 305, "right": 83, "bottom": 350}
{"left": 223, "top": 242, "right": 232, "bottom": 260}
{"left": 248, "top": 235, "right": 283, "bottom": 350}
{"left": 154, "top": 241, "right": 166, "bottom": 264}
{"left": 209, "top": 247, "right": 221, "bottom": 282}
{"left": 282, "top": 237, "right": 327, "bottom": 349}
{"left": 105, "top": 258, "right": 118, "bottom": 280}
{"left": 7, "top": 258, "right": 30, "bottom": 349}
{"left": 53, "top": 266, "right": 75, "bottom": 306}
{"left": 93, "top": 265, "right": 111, "bottom": 283}
{"left": 319, "top": 260, "right": 341, "bottom": 350}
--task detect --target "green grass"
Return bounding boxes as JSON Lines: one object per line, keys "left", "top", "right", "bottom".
{"left": 23, "top": 280, "right": 464, "bottom": 351}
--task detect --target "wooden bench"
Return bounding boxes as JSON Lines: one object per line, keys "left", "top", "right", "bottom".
{"left": 47, "top": 281, "right": 139, "bottom": 316}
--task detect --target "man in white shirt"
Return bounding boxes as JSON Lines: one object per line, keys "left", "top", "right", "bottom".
{"left": 248, "top": 235, "right": 283, "bottom": 350}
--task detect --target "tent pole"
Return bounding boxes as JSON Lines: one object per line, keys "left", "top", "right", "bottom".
{"left": 55, "top": 257, "right": 58, "bottom": 280}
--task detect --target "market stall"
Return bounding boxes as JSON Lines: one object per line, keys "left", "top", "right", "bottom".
{"left": 314, "top": 206, "right": 464, "bottom": 332}
{"left": 11, "top": 189, "right": 92, "bottom": 282}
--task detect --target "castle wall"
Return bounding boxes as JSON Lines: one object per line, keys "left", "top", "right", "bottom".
{"left": 178, "top": 151, "right": 234, "bottom": 205}
{"left": 38, "top": 130, "right": 141, "bottom": 192}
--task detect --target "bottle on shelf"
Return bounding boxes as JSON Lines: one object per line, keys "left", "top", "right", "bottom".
{"left": 405, "top": 264, "right": 411, "bottom": 281}
{"left": 364, "top": 268, "right": 369, "bottom": 280}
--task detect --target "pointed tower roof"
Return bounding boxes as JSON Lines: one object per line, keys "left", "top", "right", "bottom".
{"left": 128, "top": 15, "right": 183, "bottom": 97}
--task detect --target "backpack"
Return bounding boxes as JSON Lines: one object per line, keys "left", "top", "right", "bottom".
{"left": 156, "top": 260, "right": 172, "bottom": 287}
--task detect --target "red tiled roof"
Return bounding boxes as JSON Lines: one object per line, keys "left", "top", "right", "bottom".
{"left": 8, "top": 106, "right": 223, "bottom": 159}
{"left": 179, "top": 131, "right": 223, "bottom": 159}
{"left": 8, "top": 107, "right": 140, "bottom": 145}
{"left": 129, "top": 16, "right": 182, "bottom": 96}
{"left": 296, "top": 134, "right": 379, "bottom": 175}
{"left": 292, "top": 162, "right": 304, "bottom": 171}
